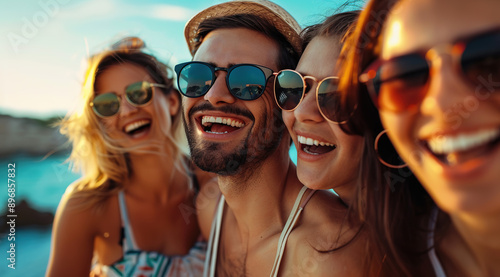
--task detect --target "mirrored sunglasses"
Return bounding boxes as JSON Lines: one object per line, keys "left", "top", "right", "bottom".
{"left": 174, "top": 61, "right": 275, "bottom": 101}
{"left": 90, "top": 81, "right": 166, "bottom": 117}
{"left": 274, "top": 70, "right": 351, "bottom": 123}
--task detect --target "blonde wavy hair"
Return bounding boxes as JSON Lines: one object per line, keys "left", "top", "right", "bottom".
{"left": 59, "top": 37, "right": 190, "bottom": 210}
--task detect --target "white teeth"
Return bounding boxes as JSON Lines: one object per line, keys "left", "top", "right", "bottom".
{"left": 427, "top": 129, "right": 500, "bottom": 154}
{"left": 207, "top": 131, "right": 229, "bottom": 134}
{"left": 124, "top": 120, "right": 150, "bottom": 133}
{"left": 201, "top": 116, "right": 245, "bottom": 128}
{"left": 297, "top": 135, "right": 335, "bottom": 147}
{"left": 303, "top": 147, "right": 319, "bottom": 155}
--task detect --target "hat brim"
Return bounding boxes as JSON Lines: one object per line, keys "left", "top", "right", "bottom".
{"left": 185, "top": 0, "right": 302, "bottom": 56}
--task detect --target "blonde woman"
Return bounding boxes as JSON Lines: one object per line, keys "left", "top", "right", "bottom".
{"left": 46, "top": 37, "right": 214, "bottom": 277}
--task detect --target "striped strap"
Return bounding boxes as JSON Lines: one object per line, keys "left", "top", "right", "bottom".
{"left": 118, "top": 190, "right": 139, "bottom": 251}
{"left": 270, "top": 186, "right": 315, "bottom": 277}
{"left": 203, "top": 195, "right": 225, "bottom": 277}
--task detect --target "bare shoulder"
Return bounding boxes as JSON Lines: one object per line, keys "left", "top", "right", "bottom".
{"left": 55, "top": 181, "right": 100, "bottom": 227}
{"left": 47, "top": 181, "right": 110, "bottom": 276}
{"left": 193, "top": 167, "right": 220, "bottom": 240}
{"left": 280, "top": 190, "right": 367, "bottom": 276}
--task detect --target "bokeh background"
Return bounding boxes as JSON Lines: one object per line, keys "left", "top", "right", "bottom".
{"left": 0, "top": 0, "right": 360, "bottom": 276}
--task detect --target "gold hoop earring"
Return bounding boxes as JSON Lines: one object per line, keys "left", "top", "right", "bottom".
{"left": 374, "top": 130, "right": 407, "bottom": 169}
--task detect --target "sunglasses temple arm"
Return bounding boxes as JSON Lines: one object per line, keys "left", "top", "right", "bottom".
{"left": 153, "top": 84, "right": 168, "bottom": 88}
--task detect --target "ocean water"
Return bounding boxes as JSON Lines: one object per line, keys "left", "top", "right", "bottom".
{"left": 0, "top": 155, "right": 81, "bottom": 277}
{"left": 289, "top": 143, "right": 298, "bottom": 165}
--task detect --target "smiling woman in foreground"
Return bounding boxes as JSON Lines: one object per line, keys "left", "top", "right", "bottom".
{"left": 341, "top": 0, "right": 500, "bottom": 275}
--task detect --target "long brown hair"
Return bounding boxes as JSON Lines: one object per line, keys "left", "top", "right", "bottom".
{"left": 338, "top": 0, "right": 437, "bottom": 275}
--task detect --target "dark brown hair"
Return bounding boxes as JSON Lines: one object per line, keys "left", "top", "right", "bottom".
{"left": 300, "top": 10, "right": 392, "bottom": 275}
{"left": 301, "top": 10, "right": 361, "bottom": 50}
{"left": 338, "top": 0, "right": 437, "bottom": 276}
{"left": 192, "top": 14, "right": 300, "bottom": 70}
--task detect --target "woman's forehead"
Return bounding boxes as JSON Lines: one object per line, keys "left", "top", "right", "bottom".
{"left": 94, "top": 63, "right": 152, "bottom": 93}
{"left": 381, "top": 0, "right": 500, "bottom": 59}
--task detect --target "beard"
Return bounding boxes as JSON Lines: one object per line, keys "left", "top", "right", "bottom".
{"left": 183, "top": 102, "right": 285, "bottom": 177}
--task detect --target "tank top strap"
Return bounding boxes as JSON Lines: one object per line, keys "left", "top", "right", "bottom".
{"left": 118, "top": 190, "right": 139, "bottom": 252}
{"left": 300, "top": 189, "right": 316, "bottom": 209}
{"left": 270, "top": 186, "right": 316, "bottom": 277}
{"left": 203, "top": 194, "right": 225, "bottom": 277}
{"left": 428, "top": 207, "right": 446, "bottom": 277}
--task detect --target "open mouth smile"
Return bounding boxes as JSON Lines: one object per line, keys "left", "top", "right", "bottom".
{"left": 200, "top": 115, "right": 245, "bottom": 134}
{"left": 423, "top": 128, "right": 500, "bottom": 166}
{"left": 297, "top": 135, "right": 336, "bottom": 155}
{"left": 123, "top": 119, "right": 151, "bottom": 137}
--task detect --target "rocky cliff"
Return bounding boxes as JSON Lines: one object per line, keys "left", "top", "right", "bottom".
{"left": 0, "top": 114, "right": 69, "bottom": 157}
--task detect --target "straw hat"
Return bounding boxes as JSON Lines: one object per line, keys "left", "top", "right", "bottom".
{"left": 184, "top": 0, "right": 302, "bottom": 56}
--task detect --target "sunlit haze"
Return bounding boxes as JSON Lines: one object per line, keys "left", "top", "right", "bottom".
{"left": 0, "top": 0, "right": 360, "bottom": 119}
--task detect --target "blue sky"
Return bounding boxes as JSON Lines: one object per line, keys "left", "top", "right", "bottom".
{"left": 0, "top": 0, "right": 362, "bottom": 119}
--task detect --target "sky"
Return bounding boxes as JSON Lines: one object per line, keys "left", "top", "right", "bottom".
{"left": 0, "top": 0, "right": 362, "bottom": 119}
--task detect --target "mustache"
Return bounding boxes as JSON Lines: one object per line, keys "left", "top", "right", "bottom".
{"left": 188, "top": 102, "right": 255, "bottom": 121}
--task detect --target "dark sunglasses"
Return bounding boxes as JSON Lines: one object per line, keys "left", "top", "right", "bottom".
{"left": 359, "top": 28, "right": 500, "bottom": 112}
{"left": 274, "top": 70, "right": 350, "bottom": 123}
{"left": 174, "top": 61, "right": 275, "bottom": 101}
{"left": 90, "top": 81, "right": 166, "bottom": 117}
